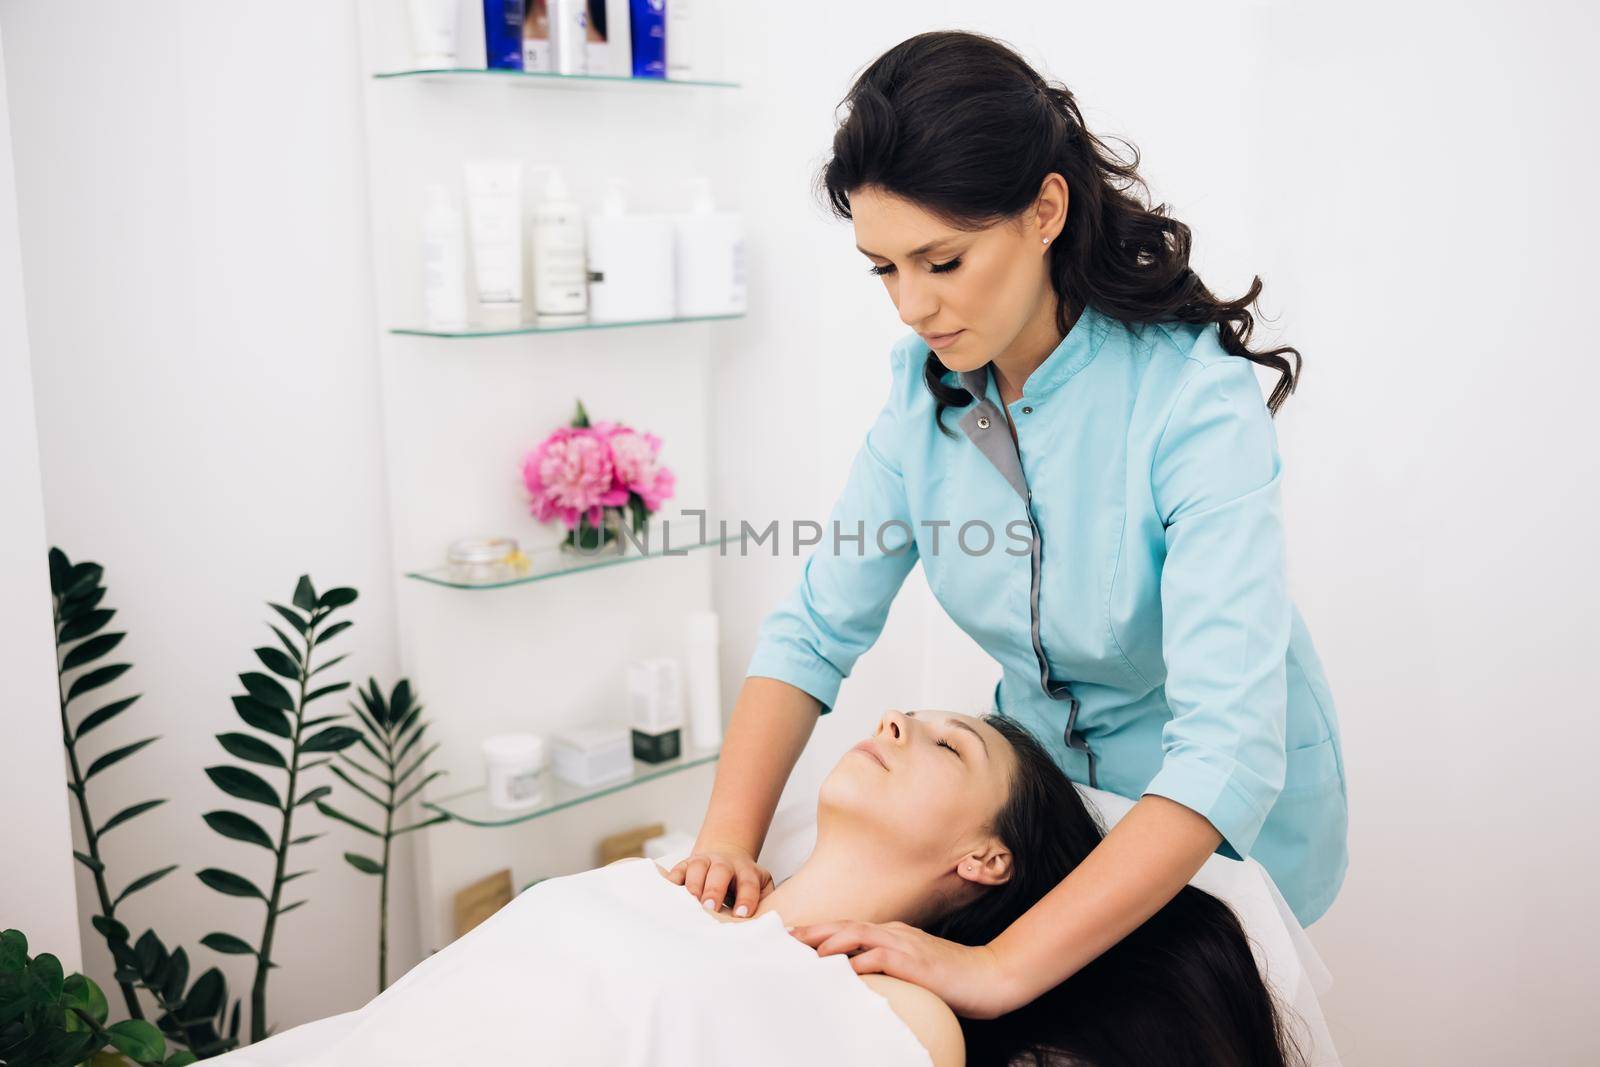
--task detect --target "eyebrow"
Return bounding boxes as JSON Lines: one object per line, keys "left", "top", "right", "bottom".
{"left": 906, "top": 710, "right": 990, "bottom": 759}
{"left": 855, "top": 237, "right": 960, "bottom": 260}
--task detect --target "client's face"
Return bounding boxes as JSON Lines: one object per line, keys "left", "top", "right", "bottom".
{"left": 817, "top": 708, "right": 1017, "bottom": 874}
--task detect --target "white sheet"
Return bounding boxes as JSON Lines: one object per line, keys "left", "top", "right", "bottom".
{"left": 211, "top": 856, "right": 934, "bottom": 1067}
{"left": 716, "top": 787, "right": 1343, "bottom": 1067}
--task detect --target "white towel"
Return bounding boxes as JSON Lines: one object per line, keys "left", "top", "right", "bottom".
{"left": 214, "top": 856, "right": 933, "bottom": 1067}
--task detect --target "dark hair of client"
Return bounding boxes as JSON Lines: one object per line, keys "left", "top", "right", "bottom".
{"left": 921, "top": 714, "right": 1304, "bottom": 1067}
{"left": 816, "top": 29, "right": 1305, "bottom": 435}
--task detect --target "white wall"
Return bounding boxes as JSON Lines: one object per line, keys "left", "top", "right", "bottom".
{"left": 5, "top": 0, "right": 1596, "bottom": 1061}
{"left": 0, "top": 14, "right": 81, "bottom": 975}
{"left": 1, "top": 0, "right": 414, "bottom": 1033}
{"left": 710, "top": 2, "right": 1600, "bottom": 1065}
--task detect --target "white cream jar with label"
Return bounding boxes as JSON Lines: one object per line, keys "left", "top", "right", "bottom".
{"left": 482, "top": 733, "right": 546, "bottom": 811}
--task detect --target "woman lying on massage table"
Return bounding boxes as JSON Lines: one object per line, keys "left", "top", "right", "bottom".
{"left": 218, "top": 709, "right": 1302, "bottom": 1067}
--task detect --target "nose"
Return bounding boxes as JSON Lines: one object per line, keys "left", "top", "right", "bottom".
{"left": 894, "top": 272, "right": 938, "bottom": 330}
{"left": 877, "top": 708, "right": 910, "bottom": 746}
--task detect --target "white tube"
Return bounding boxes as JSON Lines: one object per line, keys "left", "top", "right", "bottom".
{"left": 462, "top": 159, "right": 524, "bottom": 323}
{"left": 407, "top": 0, "right": 461, "bottom": 68}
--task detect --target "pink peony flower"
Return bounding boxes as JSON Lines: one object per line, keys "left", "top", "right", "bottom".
{"left": 594, "top": 421, "right": 676, "bottom": 512}
{"left": 521, "top": 426, "right": 630, "bottom": 530}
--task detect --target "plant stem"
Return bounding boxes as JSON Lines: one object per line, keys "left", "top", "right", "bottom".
{"left": 54, "top": 611, "right": 144, "bottom": 1023}
{"left": 379, "top": 769, "right": 394, "bottom": 992}
{"left": 250, "top": 613, "right": 317, "bottom": 1042}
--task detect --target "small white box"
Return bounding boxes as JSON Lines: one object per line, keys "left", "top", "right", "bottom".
{"left": 627, "top": 657, "right": 684, "bottom": 733}
{"left": 551, "top": 723, "right": 634, "bottom": 788}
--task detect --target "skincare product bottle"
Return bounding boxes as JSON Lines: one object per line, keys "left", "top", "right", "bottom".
{"left": 409, "top": 0, "right": 462, "bottom": 68}
{"left": 483, "top": 0, "right": 525, "bottom": 69}
{"left": 629, "top": 0, "right": 666, "bottom": 78}
{"left": 683, "top": 609, "right": 722, "bottom": 749}
{"left": 521, "top": 0, "right": 551, "bottom": 71}
{"left": 483, "top": 733, "right": 546, "bottom": 811}
{"left": 585, "top": 0, "right": 633, "bottom": 77}
{"left": 549, "top": 0, "right": 589, "bottom": 75}
{"left": 628, "top": 657, "right": 684, "bottom": 763}
{"left": 671, "top": 177, "right": 745, "bottom": 317}
{"left": 462, "top": 159, "right": 524, "bottom": 325}
{"left": 586, "top": 177, "right": 676, "bottom": 323}
{"left": 421, "top": 184, "right": 469, "bottom": 329}
{"left": 551, "top": 724, "right": 634, "bottom": 787}
{"left": 665, "top": 0, "right": 693, "bottom": 80}
{"left": 531, "top": 167, "right": 588, "bottom": 318}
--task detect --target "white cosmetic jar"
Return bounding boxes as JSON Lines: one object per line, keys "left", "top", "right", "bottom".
{"left": 482, "top": 733, "right": 547, "bottom": 811}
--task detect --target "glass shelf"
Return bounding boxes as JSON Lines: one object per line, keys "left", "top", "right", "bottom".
{"left": 372, "top": 67, "right": 740, "bottom": 90}
{"left": 390, "top": 311, "right": 744, "bottom": 339}
{"left": 423, "top": 744, "right": 722, "bottom": 827}
{"left": 406, "top": 525, "right": 744, "bottom": 590}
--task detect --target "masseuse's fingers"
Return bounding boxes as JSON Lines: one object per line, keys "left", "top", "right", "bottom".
{"left": 669, "top": 855, "right": 710, "bottom": 898}
{"left": 730, "top": 864, "right": 773, "bottom": 919}
{"left": 699, "top": 859, "right": 736, "bottom": 912}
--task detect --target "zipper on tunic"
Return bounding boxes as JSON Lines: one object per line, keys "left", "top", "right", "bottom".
{"left": 1007, "top": 404, "right": 1096, "bottom": 788}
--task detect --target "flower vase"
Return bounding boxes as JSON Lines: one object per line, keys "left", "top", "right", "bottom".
{"left": 560, "top": 510, "right": 626, "bottom": 559}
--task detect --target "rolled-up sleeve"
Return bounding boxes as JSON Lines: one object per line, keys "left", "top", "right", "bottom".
{"left": 1140, "top": 357, "right": 1291, "bottom": 861}
{"left": 744, "top": 347, "right": 920, "bottom": 715}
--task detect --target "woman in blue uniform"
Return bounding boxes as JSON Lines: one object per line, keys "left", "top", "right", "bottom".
{"left": 670, "top": 30, "right": 1347, "bottom": 1021}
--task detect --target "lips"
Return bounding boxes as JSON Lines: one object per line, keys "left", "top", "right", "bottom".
{"left": 921, "top": 329, "right": 963, "bottom": 349}
{"left": 851, "top": 740, "right": 888, "bottom": 770}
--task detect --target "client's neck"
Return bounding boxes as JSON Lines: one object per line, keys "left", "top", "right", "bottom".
{"left": 749, "top": 822, "right": 949, "bottom": 929}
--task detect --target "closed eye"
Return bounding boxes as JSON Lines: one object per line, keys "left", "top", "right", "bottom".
{"left": 867, "top": 257, "right": 962, "bottom": 277}
{"left": 935, "top": 737, "right": 962, "bottom": 759}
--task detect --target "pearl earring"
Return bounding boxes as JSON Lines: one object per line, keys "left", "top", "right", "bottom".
{"left": 1042, "top": 237, "right": 1050, "bottom": 245}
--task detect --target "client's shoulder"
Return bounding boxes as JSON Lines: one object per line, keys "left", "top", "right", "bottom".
{"left": 858, "top": 973, "right": 964, "bottom": 1067}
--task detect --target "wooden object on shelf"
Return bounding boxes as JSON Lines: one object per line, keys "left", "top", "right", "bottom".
{"left": 599, "top": 822, "right": 667, "bottom": 865}
{"left": 453, "top": 868, "right": 515, "bottom": 939}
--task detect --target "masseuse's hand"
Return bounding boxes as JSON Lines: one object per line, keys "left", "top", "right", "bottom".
{"left": 788, "top": 920, "right": 1017, "bottom": 1020}
{"left": 666, "top": 842, "right": 775, "bottom": 918}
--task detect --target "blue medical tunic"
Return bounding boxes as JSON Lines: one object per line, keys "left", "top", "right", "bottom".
{"left": 744, "top": 304, "right": 1349, "bottom": 926}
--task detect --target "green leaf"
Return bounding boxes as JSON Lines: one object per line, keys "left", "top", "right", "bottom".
{"left": 394, "top": 813, "right": 450, "bottom": 835}
{"left": 202, "top": 810, "right": 275, "bottom": 850}
{"left": 395, "top": 722, "right": 429, "bottom": 763}
{"left": 179, "top": 968, "right": 224, "bottom": 1018}
{"left": 394, "top": 702, "right": 425, "bottom": 742}
{"left": 106, "top": 1018, "right": 166, "bottom": 1061}
{"left": 98, "top": 798, "right": 167, "bottom": 837}
{"left": 61, "top": 584, "right": 108, "bottom": 618}
{"left": 85, "top": 736, "right": 159, "bottom": 781}
{"left": 317, "top": 620, "right": 354, "bottom": 643}
{"left": 396, "top": 743, "right": 441, "bottom": 784}
{"left": 90, "top": 914, "right": 129, "bottom": 945}
{"left": 63, "top": 560, "right": 104, "bottom": 597}
{"left": 196, "top": 868, "right": 266, "bottom": 900}
{"left": 301, "top": 713, "right": 346, "bottom": 729}
{"left": 281, "top": 869, "right": 312, "bottom": 884}
{"left": 339, "top": 751, "right": 390, "bottom": 786}
{"left": 166, "top": 1051, "right": 201, "bottom": 1066}
{"left": 58, "top": 607, "right": 115, "bottom": 642}
{"left": 253, "top": 646, "right": 300, "bottom": 681}
{"left": 328, "top": 764, "right": 385, "bottom": 807}
{"left": 133, "top": 929, "right": 165, "bottom": 980}
{"left": 292, "top": 575, "right": 317, "bottom": 612}
{"left": 114, "top": 865, "right": 177, "bottom": 908}
{"left": 62, "top": 972, "right": 108, "bottom": 1025}
{"left": 288, "top": 832, "right": 324, "bottom": 846}
{"left": 317, "top": 587, "right": 358, "bottom": 610}
{"left": 61, "top": 631, "right": 125, "bottom": 671}
{"left": 278, "top": 900, "right": 308, "bottom": 916}
{"left": 159, "top": 945, "right": 189, "bottom": 1003}
{"left": 239, "top": 672, "right": 293, "bottom": 712}
{"left": 75, "top": 694, "right": 140, "bottom": 739}
{"left": 216, "top": 732, "right": 286, "bottom": 769}
{"left": 205, "top": 765, "right": 282, "bottom": 809}
{"left": 232, "top": 695, "right": 291, "bottom": 738}
{"left": 268, "top": 624, "right": 303, "bottom": 663}
{"left": 387, "top": 679, "right": 414, "bottom": 726}
{"left": 28, "top": 951, "right": 65, "bottom": 998}
{"left": 302, "top": 726, "right": 360, "bottom": 753}
{"left": 294, "top": 785, "right": 332, "bottom": 808}
{"left": 343, "top": 852, "right": 383, "bottom": 875}
{"left": 314, "top": 800, "right": 381, "bottom": 837}
{"left": 304, "top": 681, "right": 351, "bottom": 705}
{"left": 73, "top": 849, "right": 104, "bottom": 874}
{"left": 268, "top": 602, "right": 308, "bottom": 636}
{"left": 308, "top": 652, "right": 349, "bottom": 678}
{"left": 395, "top": 769, "right": 446, "bottom": 806}
{"left": 48, "top": 546, "right": 70, "bottom": 591}
{"left": 66, "top": 662, "right": 131, "bottom": 702}
{"left": 199, "top": 932, "right": 256, "bottom": 957}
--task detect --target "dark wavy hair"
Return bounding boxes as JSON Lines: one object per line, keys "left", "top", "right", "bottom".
{"left": 923, "top": 714, "right": 1305, "bottom": 1067}
{"left": 815, "top": 30, "right": 1303, "bottom": 436}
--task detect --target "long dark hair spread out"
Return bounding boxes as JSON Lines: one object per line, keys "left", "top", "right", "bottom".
{"left": 816, "top": 29, "right": 1304, "bottom": 435}
{"left": 929, "top": 714, "right": 1304, "bottom": 1067}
